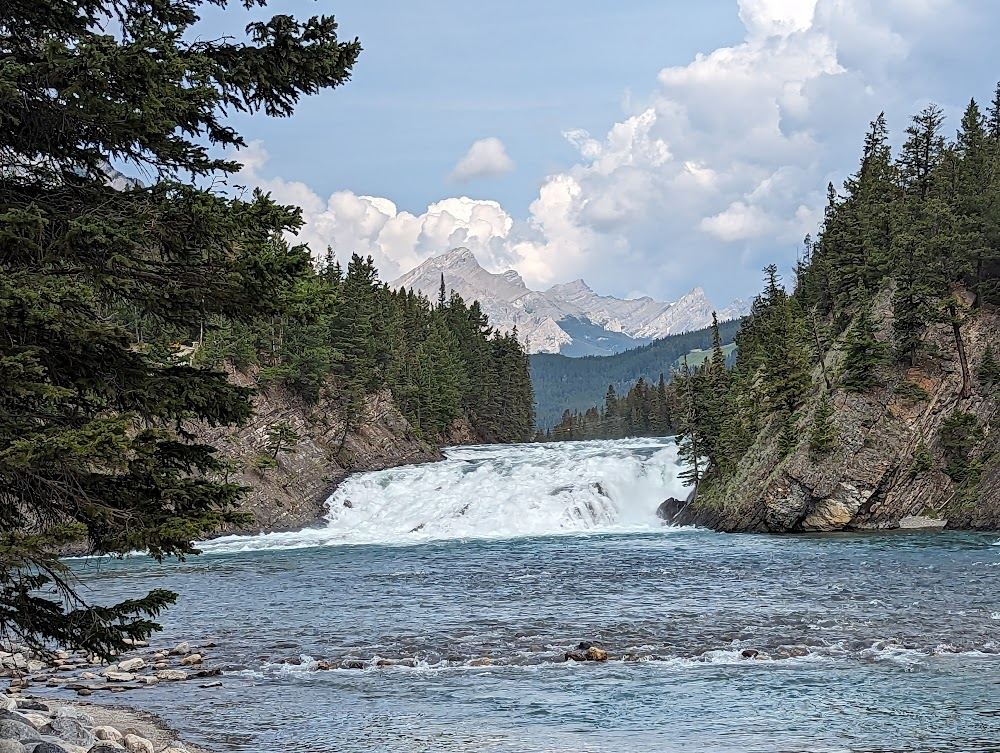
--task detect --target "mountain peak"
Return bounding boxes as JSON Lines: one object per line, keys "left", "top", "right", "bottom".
{"left": 548, "top": 278, "right": 594, "bottom": 295}
{"left": 390, "top": 252, "right": 726, "bottom": 355}
{"left": 436, "top": 247, "right": 480, "bottom": 267}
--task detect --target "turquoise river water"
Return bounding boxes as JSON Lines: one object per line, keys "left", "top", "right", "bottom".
{"left": 57, "top": 439, "right": 1000, "bottom": 752}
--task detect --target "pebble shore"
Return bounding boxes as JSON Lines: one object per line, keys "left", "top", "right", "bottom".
{"left": 2, "top": 641, "right": 216, "bottom": 753}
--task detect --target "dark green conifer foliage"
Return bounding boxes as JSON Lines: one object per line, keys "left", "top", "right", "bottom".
{"left": 938, "top": 410, "right": 984, "bottom": 485}
{"left": 978, "top": 345, "right": 1000, "bottom": 392}
{"left": 675, "top": 359, "right": 703, "bottom": 494}
{"left": 777, "top": 410, "right": 799, "bottom": 458}
{"left": 809, "top": 392, "right": 838, "bottom": 455}
{"left": 0, "top": 0, "right": 361, "bottom": 656}
{"left": 839, "top": 303, "right": 886, "bottom": 392}
{"left": 909, "top": 441, "right": 935, "bottom": 478}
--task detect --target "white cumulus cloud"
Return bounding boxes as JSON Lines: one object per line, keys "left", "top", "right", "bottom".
{"left": 239, "top": 0, "right": 983, "bottom": 302}
{"left": 448, "top": 137, "right": 516, "bottom": 182}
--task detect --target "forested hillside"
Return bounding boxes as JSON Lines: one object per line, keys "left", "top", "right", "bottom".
{"left": 530, "top": 319, "right": 740, "bottom": 429}
{"left": 667, "top": 94, "right": 1000, "bottom": 532}
{"left": 181, "top": 254, "right": 535, "bottom": 444}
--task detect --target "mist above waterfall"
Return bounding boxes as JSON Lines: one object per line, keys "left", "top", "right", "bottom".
{"left": 200, "top": 438, "right": 690, "bottom": 553}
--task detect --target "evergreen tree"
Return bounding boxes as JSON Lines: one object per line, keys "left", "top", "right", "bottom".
{"left": 0, "top": 0, "right": 360, "bottom": 656}
{"left": 839, "top": 303, "right": 886, "bottom": 392}
{"left": 979, "top": 345, "right": 1000, "bottom": 392}
{"left": 777, "top": 410, "right": 799, "bottom": 458}
{"left": 809, "top": 392, "right": 838, "bottom": 455}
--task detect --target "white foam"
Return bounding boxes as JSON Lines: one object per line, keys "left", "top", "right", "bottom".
{"left": 199, "top": 438, "right": 691, "bottom": 554}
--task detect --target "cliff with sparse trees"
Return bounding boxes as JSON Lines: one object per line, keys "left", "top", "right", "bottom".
{"left": 666, "top": 94, "right": 1000, "bottom": 532}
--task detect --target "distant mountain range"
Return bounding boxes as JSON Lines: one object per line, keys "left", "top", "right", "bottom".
{"left": 389, "top": 248, "right": 749, "bottom": 356}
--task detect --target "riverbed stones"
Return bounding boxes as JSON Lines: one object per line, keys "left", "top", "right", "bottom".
{"left": 741, "top": 649, "right": 760, "bottom": 659}
{"left": 585, "top": 647, "right": 608, "bottom": 661}
{"left": 0, "top": 739, "right": 24, "bottom": 753}
{"left": 89, "top": 744, "right": 126, "bottom": 752}
{"left": 467, "top": 658, "right": 492, "bottom": 667}
{"left": 114, "top": 659, "right": 144, "bottom": 674}
{"left": 177, "top": 654, "right": 201, "bottom": 667}
{"left": 154, "top": 670, "right": 187, "bottom": 682}
{"left": 168, "top": 643, "right": 189, "bottom": 656}
{"left": 122, "top": 733, "right": 154, "bottom": 753}
{"left": 101, "top": 674, "right": 134, "bottom": 684}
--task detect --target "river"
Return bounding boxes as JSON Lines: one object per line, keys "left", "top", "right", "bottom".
{"left": 63, "top": 439, "right": 1000, "bottom": 751}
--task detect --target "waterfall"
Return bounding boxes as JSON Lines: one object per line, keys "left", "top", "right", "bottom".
{"left": 200, "top": 438, "right": 690, "bottom": 553}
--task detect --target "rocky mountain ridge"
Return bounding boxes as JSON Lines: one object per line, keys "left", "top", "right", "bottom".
{"left": 389, "top": 248, "right": 749, "bottom": 355}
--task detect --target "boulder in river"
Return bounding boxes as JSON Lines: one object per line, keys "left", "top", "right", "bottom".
{"left": 116, "top": 658, "right": 144, "bottom": 673}
{"left": 656, "top": 497, "right": 686, "bottom": 523}
{"left": 585, "top": 647, "right": 609, "bottom": 662}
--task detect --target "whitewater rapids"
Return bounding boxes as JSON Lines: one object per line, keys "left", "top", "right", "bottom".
{"left": 201, "top": 438, "right": 690, "bottom": 553}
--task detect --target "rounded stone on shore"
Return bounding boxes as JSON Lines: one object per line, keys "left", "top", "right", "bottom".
{"left": 27, "top": 742, "right": 71, "bottom": 753}
{"left": 0, "top": 739, "right": 24, "bottom": 753}
{"left": 122, "top": 733, "right": 154, "bottom": 753}
{"left": 0, "top": 719, "right": 41, "bottom": 743}
{"left": 42, "top": 718, "right": 93, "bottom": 748}
{"left": 91, "top": 728, "right": 121, "bottom": 744}
{"left": 20, "top": 713, "right": 49, "bottom": 730}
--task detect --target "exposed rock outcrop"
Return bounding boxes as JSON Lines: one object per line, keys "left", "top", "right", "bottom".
{"left": 195, "top": 372, "right": 441, "bottom": 535}
{"left": 675, "top": 293, "right": 1000, "bottom": 532}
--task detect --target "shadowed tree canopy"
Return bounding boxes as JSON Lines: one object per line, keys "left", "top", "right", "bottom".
{"left": 0, "top": 0, "right": 360, "bottom": 657}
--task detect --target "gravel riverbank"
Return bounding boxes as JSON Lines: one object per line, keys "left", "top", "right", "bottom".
{"left": 3, "top": 640, "right": 218, "bottom": 753}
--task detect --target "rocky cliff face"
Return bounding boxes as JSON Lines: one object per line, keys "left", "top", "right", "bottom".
{"left": 196, "top": 371, "right": 441, "bottom": 535}
{"left": 674, "top": 292, "right": 1000, "bottom": 532}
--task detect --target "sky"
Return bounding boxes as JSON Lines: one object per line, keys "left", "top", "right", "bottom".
{"left": 203, "top": 0, "right": 999, "bottom": 307}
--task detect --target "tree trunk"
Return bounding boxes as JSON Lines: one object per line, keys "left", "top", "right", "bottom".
{"left": 810, "top": 309, "right": 832, "bottom": 390}
{"left": 948, "top": 303, "right": 972, "bottom": 399}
